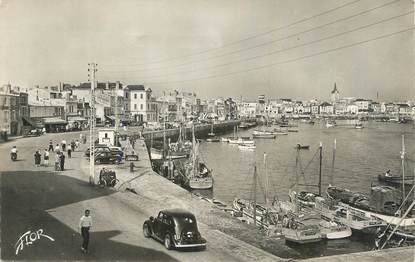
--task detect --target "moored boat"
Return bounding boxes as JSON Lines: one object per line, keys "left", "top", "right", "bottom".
{"left": 253, "top": 133, "right": 276, "bottom": 139}
{"left": 238, "top": 144, "right": 256, "bottom": 151}
{"left": 319, "top": 219, "right": 352, "bottom": 239}
{"left": 150, "top": 148, "right": 189, "bottom": 160}
{"left": 221, "top": 137, "right": 231, "bottom": 142}
{"left": 295, "top": 144, "right": 310, "bottom": 150}
{"left": 206, "top": 137, "right": 220, "bottom": 142}
{"left": 282, "top": 223, "right": 323, "bottom": 244}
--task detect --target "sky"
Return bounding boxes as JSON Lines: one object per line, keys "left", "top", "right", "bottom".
{"left": 0, "top": 0, "right": 413, "bottom": 101}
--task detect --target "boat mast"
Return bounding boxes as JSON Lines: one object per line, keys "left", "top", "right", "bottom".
{"left": 192, "top": 124, "right": 198, "bottom": 178}
{"left": 318, "top": 142, "right": 323, "bottom": 195}
{"left": 330, "top": 139, "right": 336, "bottom": 186}
{"left": 264, "top": 152, "right": 269, "bottom": 205}
{"left": 253, "top": 165, "right": 257, "bottom": 226}
{"left": 401, "top": 135, "right": 405, "bottom": 203}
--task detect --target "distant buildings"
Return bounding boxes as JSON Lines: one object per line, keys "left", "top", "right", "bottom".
{"left": 0, "top": 84, "right": 29, "bottom": 135}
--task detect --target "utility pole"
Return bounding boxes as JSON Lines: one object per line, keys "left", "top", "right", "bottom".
{"left": 401, "top": 135, "right": 405, "bottom": 204}
{"left": 318, "top": 142, "right": 323, "bottom": 195}
{"left": 253, "top": 165, "right": 257, "bottom": 226}
{"left": 88, "top": 63, "right": 97, "bottom": 185}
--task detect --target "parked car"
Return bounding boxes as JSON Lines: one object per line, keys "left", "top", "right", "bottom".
{"left": 143, "top": 209, "right": 207, "bottom": 250}
{"left": 94, "top": 151, "right": 117, "bottom": 164}
{"left": 109, "top": 146, "right": 123, "bottom": 158}
{"left": 85, "top": 144, "right": 110, "bottom": 157}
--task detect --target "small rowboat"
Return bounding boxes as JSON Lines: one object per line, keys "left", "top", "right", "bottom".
{"left": 295, "top": 144, "right": 310, "bottom": 150}
{"left": 238, "top": 144, "right": 256, "bottom": 151}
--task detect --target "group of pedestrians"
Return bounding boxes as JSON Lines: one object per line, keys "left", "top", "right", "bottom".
{"left": 35, "top": 138, "right": 82, "bottom": 171}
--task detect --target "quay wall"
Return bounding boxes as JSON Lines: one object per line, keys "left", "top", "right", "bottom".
{"left": 141, "top": 120, "right": 240, "bottom": 141}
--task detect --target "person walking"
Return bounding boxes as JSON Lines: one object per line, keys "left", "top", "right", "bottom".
{"left": 67, "top": 147, "right": 72, "bottom": 158}
{"left": 61, "top": 140, "right": 67, "bottom": 151}
{"left": 48, "top": 140, "right": 54, "bottom": 151}
{"left": 43, "top": 149, "right": 49, "bottom": 166}
{"left": 79, "top": 209, "right": 92, "bottom": 253}
{"left": 59, "top": 152, "right": 66, "bottom": 171}
{"left": 71, "top": 141, "right": 76, "bottom": 152}
{"left": 75, "top": 140, "right": 80, "bottom": 149}
{"left": 34, "top": 150, "right": 41, "bottom": 167}
{"left": 54, "top": 152, "right": 61, "bottom": 171}
{"left": 55, "top": 144, "right": 61, "bottom": 153}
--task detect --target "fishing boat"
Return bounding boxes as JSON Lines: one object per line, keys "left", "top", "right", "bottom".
{"left": 239, "top": 122, "right": 250, "bottom": 129}
{"left": 238, "top": 144, "right": 256, "bottom": 151}
{"left": 325, "top": 119, "right": 336, "bottom": 128}
{"left": 233, "top": 163, "right": 280, "bottom": 228}
{"left": 208, "top": 123, "right": 215, "bottom": 137}
{"left": 378, "top": 172, "right": 414, "bottom": 186}
{"left": 227, "top": 126, "right": 241, "bottom": 144}
{"left": 253, "top": 133, "right": 276, "bottom": 139}
{"left": 326, "top": 185, "right": 415, "bottom": 227}
{"left": 221, "top": 137, "right": 231, "bottom": 142}
{"left": 282, "top": 223, "right": 323, "bottom": 244}
{"left": 319, "top": 219, "right": 352, "bottom": 239}
{"left": 253, "top": 130, "right": 276, "bottom": 139}
{"left": 328, "top": 136, "right": 415, "bottom": 227}
{"left": 295, "top": 191, "right": 317, "bottom": 207}
{"left": 355, "top": 123, "right": 364, "bottom": 129}
{"left": 274, "top": 128, "right": 289, "bottom": 135}
{"left": 150, "top": 148, "right": 189, "bottom": 160}
{"left": 315, "top": 198, "right": 386, "bottom": 234}
{"left": 237, "top": 137, "right": 255, "bottom": 145}
{"left": 295, "top": 144, "right": 310, "bottom": 150}
{"left": 187, "top": 126, "right": 214, "bottom": 190}
{"left": 206, "top": 137, "right": 220, "bottom": 142}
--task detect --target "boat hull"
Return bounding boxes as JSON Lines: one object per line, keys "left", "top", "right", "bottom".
{"left": 253, "top": 134, "right": 276, "bottom": 139}
{"left": 189, "top": 177, "right": 213, "bottom": 190}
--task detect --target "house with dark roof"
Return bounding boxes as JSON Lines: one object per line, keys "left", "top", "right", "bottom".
{"left": 319, "top": 102, "right": 334, "bottom": 114}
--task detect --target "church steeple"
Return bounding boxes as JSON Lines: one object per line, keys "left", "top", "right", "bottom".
{"left": 331, "top": 82, "right": 339, "bottom": 103}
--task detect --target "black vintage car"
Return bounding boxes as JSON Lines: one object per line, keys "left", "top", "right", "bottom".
{"left": 94, "top": 151, "right": 117, "bottom": 164}
{"left": 143, "top": 209, "right": 207, "bottom": 250}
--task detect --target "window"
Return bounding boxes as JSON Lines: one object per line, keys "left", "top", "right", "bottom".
{"left": 134, "top": 94, "right": 137, "bottom": 99}
{"left": 140, "top": 104, "right": 143, "bottom": 110}
{"left": 140, "top": 94, "right": 143, "bottom": 99}
{"left": 134, "top": 104, "right": 137, "bottom": 110}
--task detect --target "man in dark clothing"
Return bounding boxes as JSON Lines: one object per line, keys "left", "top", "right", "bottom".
{"left": 59, "top": 152, "right": 65, "bottom": 171}
{"left": 48, "top": 140, "right": 54, "bottom": 151}
{"left": 67, "top": 148, "right": 72, "bottom": 158}
{"left": 79, "top": 209, "right": 92, "bottom": 253}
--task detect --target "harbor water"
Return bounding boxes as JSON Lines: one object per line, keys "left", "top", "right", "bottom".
{"left": 196, "top": 120, "right": 415, "bottom": 258}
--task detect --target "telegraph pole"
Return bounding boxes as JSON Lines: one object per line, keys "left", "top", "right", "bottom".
{"left": 88, "top": 63, "right": 97, "bottom": 185}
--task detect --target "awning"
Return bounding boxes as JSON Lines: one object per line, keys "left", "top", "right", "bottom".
{"left": 67, "top": 116, "right": 87, "bottom": 122}
{"left": 22, "top": 116, "right": 44, "bottom": 128}
{"left": 105, "top": 115, "right": 116, "bottom": 121}
{"left": 42, "top": 117, "right": 67, "bottom": 125}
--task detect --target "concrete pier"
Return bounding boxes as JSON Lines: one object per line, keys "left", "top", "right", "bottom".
{"left": 122, "top": 120, "right": 241, "bottom": 142}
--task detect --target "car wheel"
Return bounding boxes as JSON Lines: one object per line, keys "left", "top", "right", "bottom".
{"left": 143, "top": 223, "right": 151, "bottom": 238}
{"left": 164, "top": 234, "right": 173, "bottom": 250}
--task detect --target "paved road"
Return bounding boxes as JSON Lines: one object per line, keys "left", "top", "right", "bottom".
{"left": 0, "top": 132, "right": 247, "bottom": 261}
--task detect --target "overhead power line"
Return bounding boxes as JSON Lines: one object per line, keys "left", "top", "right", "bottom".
{"left": 103, "top": 0, "right": 401, "bottom": 74}
{"left": 102, "top": 0, "right": 363, "bottom": 68}
{"left": 139, "top": 27, "right": 414, "bottom": 86}
{"left": 135, "top": 11, "right": 413, "bottom": 80}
